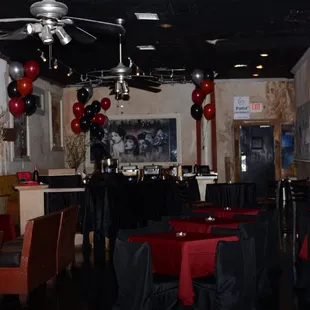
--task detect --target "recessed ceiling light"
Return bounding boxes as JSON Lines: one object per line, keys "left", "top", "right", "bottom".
{"left": 135, "top": 13, "right": 159, "bottom": 20}
{"left": 160, "top": 23, "right": 172, "bottom": 28}
{"left": 252, "top": 73, "right": 259, "bottom": 77}
{"left": 256, "top": 65, "right": 263, "bottom": 69}
{"left": 234, "top": 64, "right": 247, "bottom": 68}
{"left": 260, "top": 53, "right": 269, "bottom": 57}
{"left": 137, "top": 45, "right": 156, "bottom": 50}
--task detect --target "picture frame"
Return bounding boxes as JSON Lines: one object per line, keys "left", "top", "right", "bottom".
{"left": 86, "top": 113, "right": 182, "bottom": 168}
{"left": 48, "top": 91, "right": 64, "bottom": 151}
{"left": 10, "top": 113, "right": 30, "bottom": 161}
{"left": 33, "top": 86, "right": 45, "bottom": 115}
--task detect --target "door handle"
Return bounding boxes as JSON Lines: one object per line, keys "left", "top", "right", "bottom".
{"left": 241, "top": 153, "right": 247, "bottom": 172}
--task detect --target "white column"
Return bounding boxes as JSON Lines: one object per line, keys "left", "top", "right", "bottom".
{"left": 201, "top": 94, "right": 213, "bottom": 169}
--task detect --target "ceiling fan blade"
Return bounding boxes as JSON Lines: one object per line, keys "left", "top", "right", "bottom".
{"left": 66, "top": 26, "right": 96, "bottom": 44}
{"left": 0, "top": 27, "right": 28, "bottom": 40}
{"left": 129, "top": 84, "right": 162, "bottom": 93}
{"left": 129, "top": 76, "right": 161, "bottom": 87}
{"left": 65, "top": 16, "right": 125, "bottom": 35}
{"left": 0, "top": 17, "right": 38, "bottom": 23}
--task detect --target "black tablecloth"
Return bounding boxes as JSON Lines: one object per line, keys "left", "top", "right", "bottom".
{"left": 44, "top": 191, "right": 86, "bottom": 232}
{"left": 205, "top": 182, "right": 256, "bottom": 208}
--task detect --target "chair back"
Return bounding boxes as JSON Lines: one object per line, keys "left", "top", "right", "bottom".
{"left": 238, "top": 221, "right": 268, "bottom": 273}
{"left": 113, "top": 239, "right": 153, "bottom": 310}
{"left": 57, "top": 206, "right": 79, "bottom": 273}
{"left": 21, "top": 212, "right": 61, "bottom": 291}
{"left": 214, "top": 240, "right": 245, "bottom": 309}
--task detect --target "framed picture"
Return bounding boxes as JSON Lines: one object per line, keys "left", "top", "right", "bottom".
{"left": 48, "top": 92, "right": 64, "bottom": 151}
{"left": 33, "top": 86, "right": 45, "bottom": 115}
{"left": 86, "top": 113, "right": 182, "bottom": 167}
{"left": 11, "top": 114, "right": 30, "bottom": 161}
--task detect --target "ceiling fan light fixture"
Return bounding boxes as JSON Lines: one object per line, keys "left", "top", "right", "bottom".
{"left": 115, "top": 81, "right": 122, "bottom": 94}
{"left": 55, "top": 26, "right": 71, "bottom": 45}
{"left": 121, "top": 81, "right": 130, "bottom": 95}
{"left": 137, "top": 45, "right": 156, "bottom": 50}
{"left": 40, "top": 25, "right": 53, "bottom": 44}
{"left": 26, "top": 23, "right": 42, "bottom": 34}
{"left": 134, "top": 13, "right": 159, "bottom": 20}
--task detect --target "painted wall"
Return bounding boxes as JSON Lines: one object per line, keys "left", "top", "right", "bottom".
{"left": 292, "top": 48, "right": 310, "bottom": 178}
{"left": 215, "top": 79, "right": 295, "bottom": 182}
{"left": 0, "top": 58, "right": 64, "bottom": 174}
{"left": 63, "top": 84, "right": 199, "bottom": 167}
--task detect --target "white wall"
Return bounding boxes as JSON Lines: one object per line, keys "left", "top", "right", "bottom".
{"left": 0, "top": 58, "right": 64, "bottom": 174}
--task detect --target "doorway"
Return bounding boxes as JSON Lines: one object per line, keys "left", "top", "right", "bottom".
{"left": 234, "top": 120, "right": 281, "bottom": 198}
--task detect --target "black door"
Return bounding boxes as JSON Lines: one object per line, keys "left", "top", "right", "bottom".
{"left": 239, "top": 125, "right": 275, "bottom": 197}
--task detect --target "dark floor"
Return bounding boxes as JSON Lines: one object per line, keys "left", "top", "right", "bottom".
{"left": 0, "top": 232, "right": 297, "bottom": 310}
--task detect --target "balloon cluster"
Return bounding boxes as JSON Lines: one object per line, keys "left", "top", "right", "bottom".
{"left": 190, "top": 69, "right": 215, "bottom": 121}
{"left": 71, "top": 86, "right": 111, "bottom": 140}
{"left": 8, "top": 60, "right": 40, "bottom": 117}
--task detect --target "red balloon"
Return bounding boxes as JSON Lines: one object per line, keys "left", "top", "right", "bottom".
{"left": 200, "top": 79, "right": 214, "bottom": 95}
{"left": 93, "top": 113, "right": 106, "bottom": 126}
{"left": 100, "top": 97, "right": 111, "bottom": 111}
{"left": 192, "top": 88, "right": 206, "bottom": 105}
{"left": 73, "top": 102, "right": 84, "bottom": 118}
{"left": 203, "top": 104, "right": 215, "bottom": 120}
{"left": 17, "top": 77, "right": 33, "bottom": 97}
{"left": 9, "top": 97, "right": 24, "bottom": 117}
{"left": 71, "top": 119, "right": 81, "bottom": 134}
{"left": 24, "top": 60, "right": 40, "bottom": 80}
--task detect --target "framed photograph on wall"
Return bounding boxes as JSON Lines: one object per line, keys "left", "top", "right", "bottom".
{"left": 10, "top": 114, "right": 30, "bottom": 161}
{"left": 48, "top": 91, "right": 64, "bottom": 151}
{"left": 86, "top": 113, "right": 182, "bottom": 167}
{"left": 33, "top": 86, "right": 45, "bottom": 115}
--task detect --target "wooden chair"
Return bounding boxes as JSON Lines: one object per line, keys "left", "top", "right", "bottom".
{"left": 56, "top": 206, "right": 79, "bottom": 273}
{"left": 0, "top": 212, "right": 61, "bottom": 304}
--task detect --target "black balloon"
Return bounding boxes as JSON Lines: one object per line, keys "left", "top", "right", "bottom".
{"left": 84, "top": 105, "right": 96, "bottom": 119}
{"left": 190, "top": 103, "right": 203, "bottom": 120}
{"left": 204, "top": 70, "right": 214, "bottom": 80}
{"left": 91, "top": 100, "right": 101, "bottom": 114}
{"left": 7, "top": 81, "right": 21, "bottom": 98}
{"left": 90, "top": 122, "right": 100, "bottom": 135}
{"left": 77, "top": 88, "right": 89, "bottom": 104}
{"left": 23, "top": 94, "right": 37, "bottom": 116}
{"left": 79, "top": 116, "right": 91, "bottom": 132}
{"left": 96, "top": 127, "right": 105, "bottom": 140}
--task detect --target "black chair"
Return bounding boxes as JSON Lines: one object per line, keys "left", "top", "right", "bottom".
{"left": 117, "top": 222, "right": 173, "bottom": 241}
{"left": 113, "top": 239, "right": 179, "bottom": 310}
{"left": 238, "top": 222, "right": 269, "bottom": 298}
{"left": 194, "top": 237, "right": 256, "bottom": 310}
{"left": 210, "top": 227, "right": 242, "bottom": 239}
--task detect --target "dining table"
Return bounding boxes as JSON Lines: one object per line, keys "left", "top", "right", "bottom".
{"left": 128, "top": 231, "right": 238, "bottom": 306}
{"left": 168, "top": 217, "right": 249, "bottom": 234}
{"left": 192, "top": 207, "right": 260, "bottom": 219}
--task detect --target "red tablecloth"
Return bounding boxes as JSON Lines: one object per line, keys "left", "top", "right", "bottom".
{"left": 128, "top": 232, "right": 238, "bottom": 305}
{"left": 300, "top": 235, "right": 308, "bottom": 260}
{"left": 0, "top": 214, "right": 16, "bottom": 243}
{"left": 192, "top": 207, "right": 260, "bottom": 219}
{"left": 169, "top": 217, "right": 243, "bottom": 234}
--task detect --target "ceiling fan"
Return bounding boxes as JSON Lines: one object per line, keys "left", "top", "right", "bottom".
{"left": 0, "top": 0, "right": 125, "bottom": 45}
{"left": 87, "top": 18, "right": 161, "bottom": 100}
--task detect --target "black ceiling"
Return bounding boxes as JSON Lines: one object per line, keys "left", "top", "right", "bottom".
{"left": 0, "top": 0, "right": 309, "bottom": 86}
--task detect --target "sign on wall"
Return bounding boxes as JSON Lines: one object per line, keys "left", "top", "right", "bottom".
{"left": 251, "top": 102, "right": 263, "bottom": 113}
{"left": 234, "top": 96, "right": 250, "bottom": 119}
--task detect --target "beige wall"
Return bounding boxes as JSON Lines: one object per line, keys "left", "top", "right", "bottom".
{"left": 63, "top": 84, "right": 198, "bottom": 166}
{"left": 215, "top": 79, "right": 295, "bottom": 182}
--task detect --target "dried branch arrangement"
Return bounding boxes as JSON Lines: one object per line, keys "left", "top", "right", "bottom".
{"left": 64, "top": 132, "right": 89, "bottom": 170}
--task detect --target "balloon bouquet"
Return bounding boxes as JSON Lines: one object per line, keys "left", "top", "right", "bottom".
{"left": 190, "top": 69, "right": 215, "bottom": 121}
{"left": 71, "top": 86, "right": 111, "bottom": 141}
{"left": 8, "top": 60, "right": 40, "bottom": 117}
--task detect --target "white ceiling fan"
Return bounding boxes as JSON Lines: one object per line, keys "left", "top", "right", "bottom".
{"left": 0, "top": 0, "right": 125, "bottom": 45}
